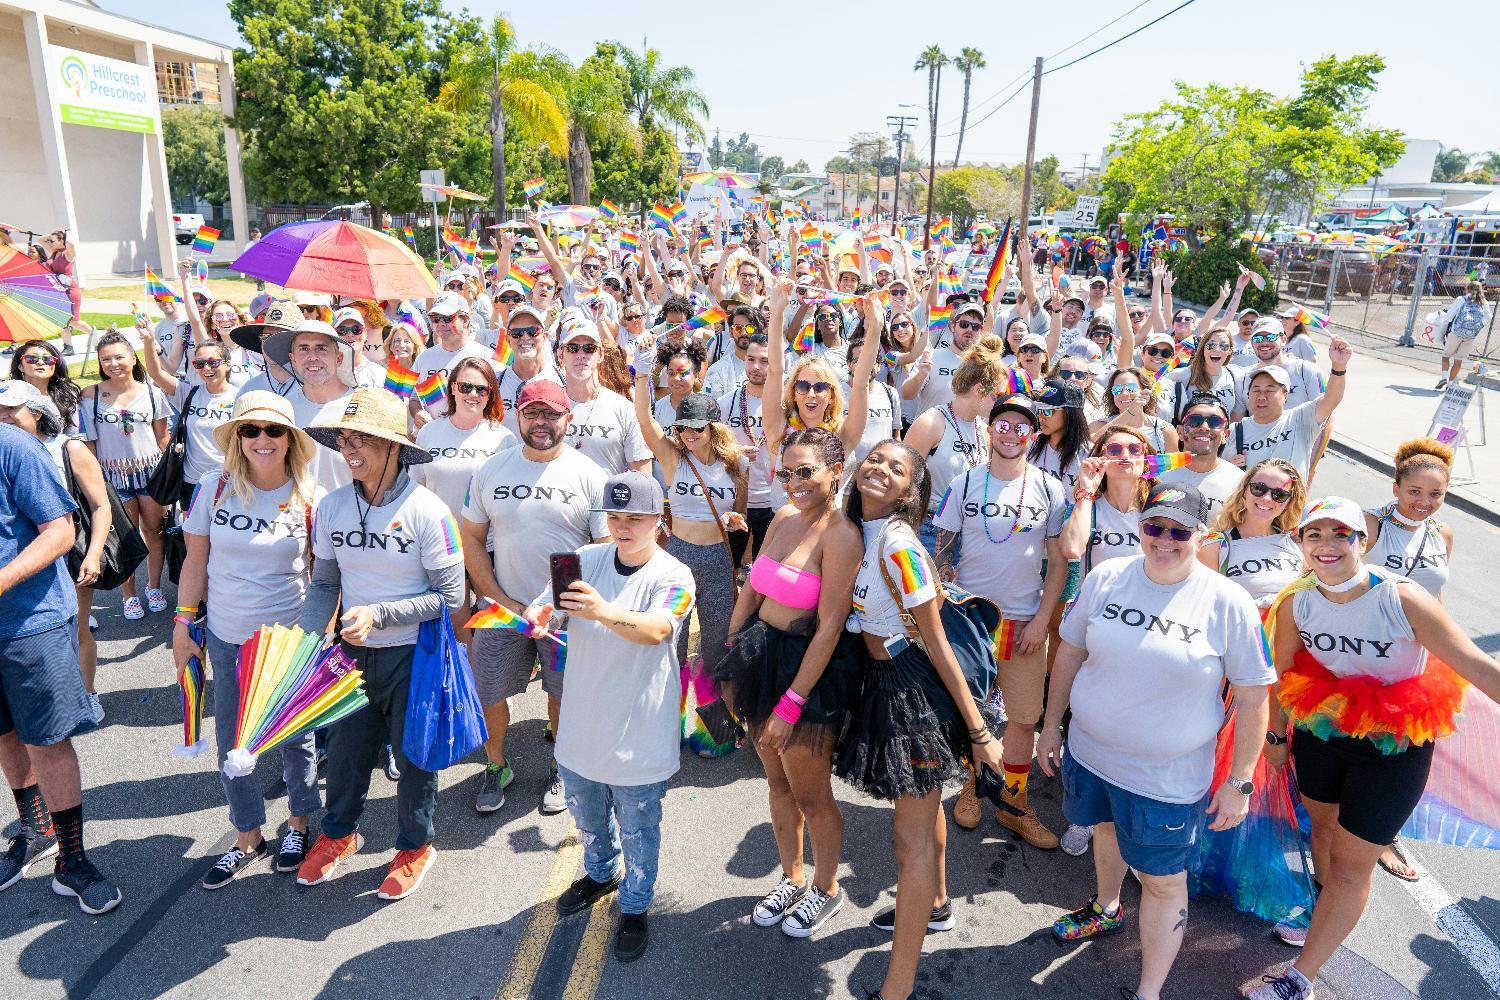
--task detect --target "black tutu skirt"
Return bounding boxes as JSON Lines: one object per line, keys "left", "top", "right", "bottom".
{"left": 833, "top": 642, "right": 1001, "bottom": 802}
{"left": 716, "top": 616, "right": 863, "bottom": 751}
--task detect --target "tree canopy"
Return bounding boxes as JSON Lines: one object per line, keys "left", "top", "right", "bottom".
{"left": 162, "top": 105, "right": 229, "bottom": 206}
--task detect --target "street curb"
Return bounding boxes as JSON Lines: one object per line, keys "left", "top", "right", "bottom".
{"left": 1327, "top": 437, "right": 1500, "bottom": 529}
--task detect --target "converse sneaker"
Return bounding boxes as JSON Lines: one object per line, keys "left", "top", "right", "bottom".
{"left": 1060, "top": 823, "right": 1093, "bottom": 857}
{"left": 1242, "top": 967, "right": 1316, "bottom": 999}
{"left": 201, "top": 840, "right": 269, "bottom": 890}
{"left": 752, "top": 875, "right": 807, "bottom": 927}
{"left": 1052, "top": 897, "right": 1124, "bottom": 942}
{"left": 870, "top": 898, "right": 954, "bottom": 932}
{"left": 540, "top": 766, "right": 566, "bottom": 815}
{"left": 782, "top": 885, "right": 844, "bottom": 938}
{"left": 276, "top": 828, "right": 309, "bottom": 873}
{"left": 52, "top": 858, "right": 123, "bottom": 914}
{"left": 0, "top": 828, "right": 58, "bottom": 892}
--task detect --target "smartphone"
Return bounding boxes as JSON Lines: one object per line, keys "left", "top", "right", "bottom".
{"left": 550, "top": 552, "right": 582, "bottom": 601}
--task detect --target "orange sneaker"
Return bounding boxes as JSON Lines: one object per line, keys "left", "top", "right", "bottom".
{"left": 377, "top": 845, "right": 436, "bottom": 901}
{"left": 295, "top": 832, "right": 363, "bottom": 886}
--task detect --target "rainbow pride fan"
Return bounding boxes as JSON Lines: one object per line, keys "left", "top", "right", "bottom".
{"left": 171, "top": 620, "right": 208, "bottom": 759}
{"left": 221, "top": 625, "right": 369, "bottom": 778}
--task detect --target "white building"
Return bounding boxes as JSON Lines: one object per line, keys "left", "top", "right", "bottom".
{"left": 0, "top": 0, "right": 248, "bottom": 279}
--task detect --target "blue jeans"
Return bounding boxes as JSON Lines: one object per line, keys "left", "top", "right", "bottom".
{"left": 206, "top": 630, "right": 320, "bottom": 833}
{"left": 557, "top": 764, "right": 667, "bottom": 914}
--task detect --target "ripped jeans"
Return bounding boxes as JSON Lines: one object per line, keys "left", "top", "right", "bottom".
{"left": 556, "top": 764, "right": 667, "bottom": 915}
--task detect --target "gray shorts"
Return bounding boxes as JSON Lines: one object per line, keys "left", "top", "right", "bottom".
{"left": 470, "top": 627, "right": 565, "bottom": 706}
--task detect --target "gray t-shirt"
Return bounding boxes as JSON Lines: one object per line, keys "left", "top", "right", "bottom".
{"left": 462, "top": 446, "right": 608, "bottom": 604}
{"left": 1157, "top": 461, "right": 1243, "bottom": 520}
{"left": 495, "top": 362, "right": 563, "bottom": 436}
{"left": 173, "top": 381, "right": 236, "bottom": 486}
{"left": 1231, "top": 357, "right": 1323, "bottom": 413}
{"left": 185, "top": 474, "right": 324, "bottom": 644}
{"left": 311, "top": 477, "right": 465, "bottom": 647}
{"left": 1059, "top": 557, "right": 1275, "bottom": 803}
{"left": 413, "top": 341, "right": 498, "bottom": 415}
{"left": 933, "top": 465, "right": 1066, "bottom": 618}
{"left": 286, "top": 384, "right": 355, "bottom": 493}
{"left": 411, "top": 417, "right": 518, "bottom": 516}
{"left": 561, "top": 388, "right": 652, "bottom": 475}
{"left": 1231, "top": 400, "right": 1324, "bottom": 481}
{"left": 547, "top": 543, "right": 696, "bottom": 786}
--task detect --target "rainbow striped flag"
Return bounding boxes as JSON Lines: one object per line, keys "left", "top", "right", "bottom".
{"left": 1142, "top": 452, "right": 1192, "bottom": 478}
{"left": 928, "top": 304, "right": 951, "bottom": 332}
{"left": 933, "top": 217, "right": 952, "bottom": 240}
{"left": 685, "top": 305, "right": 727, "bottom": 331}
{"left": 493, "top": 331, "right": 514, "bottom": 366}
{"left": 401, "top": 225, "right": 417, "bottom": 249}
{"left": 936, "top": 266, "right": 964, "bottom": 300}
{"left": 791, "top": 321, "right": 816, "bottom": 352}
{"left": 191, "top": 225, "right": 220, "bottom": 255}
{"left": 505, "top": 265, "right": 535, "bottom": 292}
{"left": 523, "top": 177, "right": 546, "bottom": 200}
{"left": 881, "top": 348, "right": 901, "bottom": 368}
{"left": 992, "top": 619, "right": 1020, "bottom": 661}
{"left": 144, "top": 266, "right": 178, "bottom": 302}
{"left": 851, "top": 207, "right": 862, "bottom": 229}
{"left": 415, "top": 371, "right": 446, "bottom": 407}
{"left": 600, "top": 199, "right": 619, "bottom": 221}
{"left": 888, "top": 548, "right": 930, "bottom": 595}
{"left": 457, "top": 236, "right": 478, "bottom": 263}
{"left": 671, "top": 201, "right": 687, "bottom": 229}
{"left": 1004, "top": 368, "right": 1032, "bottom": 395}
{"left": 1295, "top": 306, "right": 1331, "bottom": 331}
{"left": 649, "top": 203, "right": 675, "bottom": 232}
{"left": 618, "top": 231, "right": 639, "bottom": 255}
{"left": 383, "top": 361, "right": 418, "bottom": 400}
{"left": 465, "top": 602, "right": 563, "bottom": 644}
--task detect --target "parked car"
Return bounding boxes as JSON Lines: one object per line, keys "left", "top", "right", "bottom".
{"left": 172, "top": 211, "right": 206, "bottom": 245}
{"left": 1287, "top": 248, "right": 1376, "bottom": 297}
{"left": 320, "top": 203, "right": 372, "bottom": 226}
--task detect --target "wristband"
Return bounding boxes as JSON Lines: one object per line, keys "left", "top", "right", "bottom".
{"left": 782, "top": 688, "right": 807, "bottom": 707}
{"left": 173, "top": 614, "right": 197, "bottom": 627}
{"left": 772, "top": 693, "right": 803, "bottom": 727}
{"left": 1073, "top": 488, "right": 1097, "bottom": 504}
{"left": 175, "top": 605, "right": 199, "bottom": 615}
{"left": 1329, "top": 368, "right": 1346, "bottom": 377}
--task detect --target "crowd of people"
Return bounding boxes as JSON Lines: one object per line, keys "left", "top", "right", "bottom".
{"left": 1, "top": 214, "right": 1496, "bottom": 1000}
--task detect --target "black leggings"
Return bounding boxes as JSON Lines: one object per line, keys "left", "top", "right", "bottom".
{"left": 1291, "top": 730, "right": 1434, "bottom": 846}
{"left": 728, "top": 505, "right": 775, "bottom": 568}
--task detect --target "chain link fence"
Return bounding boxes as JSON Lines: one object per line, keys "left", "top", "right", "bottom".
{"left": 1248, "top": 241, "right": 1500, "bottom": 364}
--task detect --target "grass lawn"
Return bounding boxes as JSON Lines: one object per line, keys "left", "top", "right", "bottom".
{"left": 87, "top": 274, "right": 264, "bottom": 306}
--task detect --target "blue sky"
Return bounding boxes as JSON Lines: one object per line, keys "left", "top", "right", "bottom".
{"left": 101, "top": 0, "right": 1498, "bottom": 177}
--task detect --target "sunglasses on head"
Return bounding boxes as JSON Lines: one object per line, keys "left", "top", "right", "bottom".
{"left": 1103, "top": 441, "right": 1146, "bottom": 458}
{"left": 956, "top": 319, "right": 982, "bottom": 331}
{"left": 1182, "top": 413, "right": 1227, "bottom": 429}
{"left": 19, "top": 353, "right": 56, "bottom": 366}
{"left": 794, "top": 379, "right": 834, "bottom": 395}
{"left": 192, "top": 358, "right": 226, "bottom": 370}
{"left": 454, "top": 381, "right": 490, "bottom": 396}
{"left": 563, "top": 342, "right": 598, "bottom": 354}
{"left": 1250, "top": 333, "right": 1280, "bottom": 344}
{"left": 1141, "top": 521, "right": 1194, "bottom": 541}
{"left": 774, "top": 463, "right": 825, "bottom": 484}
{"left": 237, "top": 422, "right": 289, "bottom": 440}
{"left": 990, "top": 418, "right": 1032, "bottom": 436}
{"left": 1247, "top": 481, "right": 1293, "bottom": 503}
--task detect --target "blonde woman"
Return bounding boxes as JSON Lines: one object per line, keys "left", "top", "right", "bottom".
{"left": 174, "top": 391, "right": 325, "bottom": 888}
{"left": 381, "top": 321, "right": 425, "bottom": 372}
{"left": 1199, "top": 459, "right": 1307, "bottom": 609}
{"left": 1093, "top": 365, "right": 1178, "bottom": 454}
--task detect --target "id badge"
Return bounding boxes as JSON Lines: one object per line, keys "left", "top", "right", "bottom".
{"left": 882, "top": 634, "right": 910, "bottom": 657}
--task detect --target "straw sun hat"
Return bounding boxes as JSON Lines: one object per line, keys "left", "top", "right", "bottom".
{"left": 212, "top": 390, "right": 316, "bottom": 454}
{"left": 305, "top": 386, "right": 432, "bottom": 464}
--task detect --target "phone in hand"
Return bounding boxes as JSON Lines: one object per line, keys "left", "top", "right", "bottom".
{"left": 550, "top": 552, "right": 583, "bottom": 601}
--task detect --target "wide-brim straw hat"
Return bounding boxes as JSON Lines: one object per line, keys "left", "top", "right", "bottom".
{"left": 305, "top": 386, "right": 431, "bottom": 464}
{"left": 212, "top": 389, "right": 316, "bottom": 454}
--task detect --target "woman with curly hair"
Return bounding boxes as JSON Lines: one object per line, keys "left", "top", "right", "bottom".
{"left": 650, "top": 340, "right": 706, "bottom": 426}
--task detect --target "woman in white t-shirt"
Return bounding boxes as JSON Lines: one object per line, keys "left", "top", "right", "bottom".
{"left": 141, "top": 331, "right": 237, "bottom": 507}
{"left": 1159, "top": 326, "right": 1236, "bottom": 423}
{"left": 1080, "top": 426, "right": 1152, "bottom": 573}
{"left": 411, "top": 357, "right": 516, "bottom": 516}
{"left": 833, "top": 440, "right": 1003, "bottom": 1000}
{"left": 173, "top": 390, "right": 324, "bottom": 888}
{"left": 82, "top": 331, "right": 170, "bottom": 620}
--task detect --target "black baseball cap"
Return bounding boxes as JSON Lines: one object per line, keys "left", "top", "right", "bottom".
{"left": 672, "top": 393, "right": 722, "bottom": 430}
{"left": 1035, "top": 378, "right": 1084, "bottom": 410}
{"left": 592, "top": 470, "right": 665, "bottom": 515}
{"left": 1141, "top": 482, "right": 1207, "bottom": 530}
{"left": 988, "top": 395, "right": 1036, "bottom": 425}
{"left": 1180, "top": 391, "right": 1228, "bottom": 418}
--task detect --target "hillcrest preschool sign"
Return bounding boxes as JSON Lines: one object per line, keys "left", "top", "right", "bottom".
{"left": 48, "top": 45, "right": 160, "bottom": 134}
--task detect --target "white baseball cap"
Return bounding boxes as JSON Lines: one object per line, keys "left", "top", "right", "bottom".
{"left": 427, "top": 291, "right": 469, "bottom": 318}
{"left": 1298, "top": 496, "right": 1365, "bottom": 534}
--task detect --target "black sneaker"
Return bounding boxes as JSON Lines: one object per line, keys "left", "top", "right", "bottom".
{"left": 383, "top": 744, "right": 401, "bottom": 782}
{"left": 615, "top": 912, "right": 649, "bottom": 962}
{"left": 782, "top": 885, "right": 844, "bottom": 938}
{"left": 276, "top": 828, "right": 309, "bottom": 873}
{"left": 870, "top": 898, "right": 954, "bottom": 933}
{"left": 62, "top": 345, "right": 76, "bottom": 357}
{"left": 0, "top": 829, "right": 59, "bottom": 892}
{"left": 558, "top": 872, "right": 621, "bottom": 916}
{"left": 201, "top": 840, "right": 269, "bottom": 890}
{"left": 51, "top": 858, "right": 122, "bottom": 914}
{"left": 752, "top": 875, "right": 807, "bottom": 927}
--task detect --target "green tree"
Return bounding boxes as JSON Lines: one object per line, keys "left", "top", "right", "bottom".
{"left": 228, "top": 0, "right": 476, "bottom": 222}
{"left": 548, "top": 43, "right": 637, "bottom": 205}
{"left": 789, "top": 158, "right": 810, "bottom": 174}
{"left": 592, "top": 122, "right": 680, "bottom": 215}
{"left": 438, "top": 14, "right": 568, "bottom": 219}
{"left": 617, "top": 43, "right": 708, "bottom": 144}
{"left": 162, "top": 104, "right": 229, "bottom": 206}
{"left": 914, "top": 45, "right": 948, "bottom": 236}
{"left": 951, "top": 47, "right": 985, "bottom": 168}
{"left": 759, "top": 155, "right": 785, "bottom": 183}
{"left": 930, "top": 165, "right": 1019, "bottom": 227}
{"left": 1432, "top": 146, "right": 1470, "bottom": 181}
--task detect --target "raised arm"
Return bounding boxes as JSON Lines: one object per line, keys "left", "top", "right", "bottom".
{"left": 838, "top": 298, "right": 879, "bottom": 455}
{"left": 1198, "top": 280, "right": 1232, "bottom": 337}
{"left": 177, "top": 259, "right": 209, "bottom": 349}
{"left": 528, "top": 211, "right": 569, "bottom": 288}
{"left": 631, "top": 338, "right": 676, "bottom": 471}
{"left": 763, "top": 277, "right": 792, "bottom": 447}
{"left": 138, "top": 315, "right": 181, "bottom": 395}
{"left": 1314, "top": 336, "right": 1352, "bottom": 424}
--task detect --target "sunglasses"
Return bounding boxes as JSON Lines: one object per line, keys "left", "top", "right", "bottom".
{"left": 581, "top": 264, "right": 603, "bottom": 273}
{"left": 563, "top": 342, "right": 599, "bottom": 354}
{"left": 1143, "top": 347, "right": 1173, "bottom": 358}
{"left": 19, "top": 353, "right": 56, "bottom": 366}
{"left": 990, "top": 419, "right": 1033, "bottom": 436}
{"left": 623, "top": 312, "right": 645, "bottom": 320}
{"left": 192, "top": 359, "right": 226, "bottom": 370}
{"left": 1247, "top": 481, "right": 1293, "bottom": 503}
{"left": 520, "top": 407, "right": 567, "bottom": 421}
{"left": 818, "top": 313, "right": 839, "bottom": 322}
{"left": 890, "top": 288, "right": 909, "bottom": 297}
{"left": 1110, "top": 383, "right": 1141, "bottom": 396}
{"left": 1174, "top": 315, "right": 1194, "bottom": 323}
{"left": 1128, "top": 311, "right": 1148, "bottom": 320}
{"left": 1250, "top": 333, "right": 1280, "bottom": 344}
{"left": 890, "top": 321, "right": 912, "bottom": 332}
{"left": 445, "top": 281, "right": 465, "bottom": 290}
{"left": 956, "top": 319, "right": 982, "bottom": 331}
{"left": 299, "top": 306, "right": 321, "bottom": 316}
{"left": 774, "top": 464, "right": 824, "bottom": 484}
{"left": 1238, "top": 318, "right": 1257, "bottom": 326}
{"left": 454, "top": 381, "right": 490, "bottom": 396}
{"left": 237, "top": 423, "right": 289, "bottom": 440}
{"left": 1203, "top": 341, "right": 1232, "bottom": 352}
{"left": 1141, "top": 522, "right": 1194, "bottom": 541}
{"left": 1058, "top": 369, "right": 1089, "bottom": 381}
{"left": 1103, "top": 442, "right": 1146, "bottom": 458}
{"left": 509, "top": 327, "right": 541, "bottom": 339}
{"left": 1182, "top": 413, "right": 1227, "bottom": 429}
{"left": 794, "top": 379, "right": 833, "bottom": 395}
{"left": 336, "top": 324, "right": 363, "bottom": 337}
{"left": 1091, "top": 329, "right": 1114, "bottom": 339}
{"left": 1019, "top": 345, "right": 1045, "bottom": 355}
{"left": 498, "top": 295, "right": 524, "bottom": 304}
{"left": 1036, "top": 406, "right": 1058, "bottom": 419}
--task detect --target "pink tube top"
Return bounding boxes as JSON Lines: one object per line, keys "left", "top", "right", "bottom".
{"left": 749, "top": 555, "right": 822, "bottom": 610}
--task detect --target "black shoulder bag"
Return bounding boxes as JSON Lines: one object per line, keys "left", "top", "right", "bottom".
{"left": 145, "top": 386, "right": 195, "bottom": 507}
{"left": 62, "top": 443, "right": 148, "bottom": 592}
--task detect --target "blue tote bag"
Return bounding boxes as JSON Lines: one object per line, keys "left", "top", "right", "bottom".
{"left": 404, "top": 606, "right": 488, "bottom": 771}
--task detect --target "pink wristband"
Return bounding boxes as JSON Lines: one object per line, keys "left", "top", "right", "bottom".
{"left": 772, "top": 693, "right": 803, "bottom": 727}
{"left": 783, "top": 688, "right": 807, "bottom": 707}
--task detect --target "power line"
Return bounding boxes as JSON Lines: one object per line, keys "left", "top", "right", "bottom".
{"left": 1046, "top": 0, "right": 1157, "bottom": 61}
{"left": 938, "top": 76, "right": 1031, "bottom": 139}
{"left": 936, "top": 66, "right": 1031, "bottom": 128}
{"left": 1043, "top": 0, "right": 1198, "bottom": 76}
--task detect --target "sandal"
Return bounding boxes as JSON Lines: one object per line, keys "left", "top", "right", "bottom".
{"left": 1378, "top": 839, "right": 1420, "bottom": 882}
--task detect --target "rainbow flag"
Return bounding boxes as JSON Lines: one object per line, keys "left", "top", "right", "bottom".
{"left": 505, "top": 264, "right": 536, "bottom": 292}
{"left": 401, "top": 225, "right": 417, "bottom": 249}
{"left": 600, "top": 199, "right": 619, "bottom": 221}
{"left": 465, "top": 602, "right": 563, "bottom": 644}
{"left": 383, "top": 362, "right": 418, "bottom": 400}
{"left": 1004, "top": 368, "right": 1032, "bottom": 395}
{"left": 992, "top": 619, "right": 1019, "bottom": 661}
{"left": 851, "top": 207, "right": 862, "bottom": 229}
{"left": 982, "top": 247, "right": 1007, "bottom": 303}
{"left": 144, "top": 266, "right": 179, "bottom": 302}
{"left": 177, "top": 652, "right": 207, "bottom": 754}
{"left": 493, "top": 331, "right": 514, "bottom": 367}
{"left": 671, "top": 201, "right": 687, "bottom": 229}
{"left": 933, "top": 217, "right": 952, "bottom": 240}
{"left": 936, "top": 266, "right": 964, "bottom": 300}
{"left": 523, "top": 177, "right": 546, "bottom": 200}
{"left": 1142, "top": 452, "right": 1192, "bottom": 478}
{"left": 659, "top": 585, "right": 693, "bottom": 616}
{"left": 618, "top": 231, "right": 639, "bottom": 255}
{"left": 191, "top": 225, "right": 220, "bottom": 255}
{"left": 415, "top": 371, "right": 446, "bottom": 407}
{"left": 928, "top": 304, "right": 952, "bottom": 332}
{"left": 457, "top": 236, "right": 478, "bottom": 263}
{"left": 649, "top": 203, "right": 675, "bottom": 232}
{"left": 1295, "top": 306, "right": 1331, "bottom": 331}
{"left": 799, "top": 223, "right": 823, "bottom": 254}
{"left": 888, "top": 548, "right": 930, "bottom": 595}
{"left": 881, "top": 348, "right": 901, "bottom": 368}
{"left": 685, "top": 305, "right": 727, "bottom": 331}
{"left": 441, "top": 226, "right": 465, "bottom": 258}
{"left": 791, "top": 320, "right": 816, "bottom": 352}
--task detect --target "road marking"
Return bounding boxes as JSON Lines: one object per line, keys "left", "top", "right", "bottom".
{"left": 560, "top": 893, "right": 614, "bottom": 999}
{"left": 495, "top": 822, "right": 582, "bottom": 1000}
{"left": 1402, "top": 850, "right": 1500, "bottom": 995}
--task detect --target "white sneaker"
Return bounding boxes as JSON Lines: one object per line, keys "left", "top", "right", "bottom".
{"left": 121, "top": 597, "right": 144, "bottom": 621}
{"left": 1242, "top": 967, "right": 1315, "bottom": 999}
{"left": 145, "top": 588, "right": 168, "bottom": 613}
{"left": 87, "top": 692, "right": 104, "bottom": 724}
{"left": 1274, "top": 911, "right": 1309, "bottom": 948}
{"left": 1060, "top": 823, "right": 1093, "bottom": 857}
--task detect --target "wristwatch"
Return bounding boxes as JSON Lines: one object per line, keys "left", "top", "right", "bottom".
{"left": 1225, "top": 776, "right": 1254, "bottom": 795}
{"left": 1265, "top": 730, "right": 1287, "bottom": 746}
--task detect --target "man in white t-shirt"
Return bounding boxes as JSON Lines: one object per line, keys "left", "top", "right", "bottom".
{"left": 524, "top": 470, "right": 695, "bottom": 965}
{"left": 331, "top": 306, "right": 390, "bottom": 388}
{"left": 462, "top": 379, "right": 607, "bottom": 816}
{"left": 1229, "top": 338, "right": 1350, "bottom": 482}
{"left": 262, "top": 320, "right": 358, "bottom": 492}
{"left": 495, "top": 305, "right": 563, "bottom": 435}
{"left": 718, "top": 333, "right": 777, "bottom": 564}
{"left": 294, "top": 387, "right": 466, "bottom": 903}
{"left": 1160, "top": 394, "right": 1243, "bottom": 519}
{"left": 702, "top": 305, "right": 756, "bottom": 399}
{"left": 558, "top": 320, "right": 651, "bottom": 475}
{"left": 1229, "top": 319, "right": 1324, "bottom": 416}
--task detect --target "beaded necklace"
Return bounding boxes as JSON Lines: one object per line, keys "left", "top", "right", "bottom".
{"left": 737, "top": 385, "right": 764, "bottom": 447}
{"left": 979, "top": 464, "right": 1033, "bottom": 544}
{"left": 940, "top": 403, "right": 985, "bottom": 470}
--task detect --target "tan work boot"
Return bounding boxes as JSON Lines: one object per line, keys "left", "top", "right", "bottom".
{"left": 952, "top": 772, "right": 981, "bottom": 830}
{"left": 995, "top": 787, "right": 1059, "bottom": 850}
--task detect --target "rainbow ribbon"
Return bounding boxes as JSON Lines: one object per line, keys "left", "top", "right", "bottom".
{"left": 191, "top": 225, "right": 220, "bottom": 255}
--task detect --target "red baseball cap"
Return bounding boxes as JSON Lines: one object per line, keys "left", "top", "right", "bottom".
{"left": 516, "top": 379, "right": 570, "bottom": 413}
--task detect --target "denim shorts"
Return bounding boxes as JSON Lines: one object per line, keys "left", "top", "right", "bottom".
{"left": 1062, "top": 751, "right": 1207, "bottom": 877}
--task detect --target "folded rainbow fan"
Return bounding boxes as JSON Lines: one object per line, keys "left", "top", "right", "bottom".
{"left": 170, "top": 620, "right": 209, "bottom": 759}
{"left": 221, "top": 625, "right": 369, "bottom": 778}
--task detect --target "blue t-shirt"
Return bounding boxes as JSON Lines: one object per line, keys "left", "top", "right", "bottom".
{"left": 0, "top": 424, "right": 78, "bottom": 639}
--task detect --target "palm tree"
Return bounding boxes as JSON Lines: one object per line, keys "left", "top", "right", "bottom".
{"left": 616, "top": 41, "right": 708, "bottom": 146}
{"left": 951, "top": 47, "right": 986, "bottom": 168}
{"left": 914, "top": 45, "right": 948, "bottom": 243}
{"left": 438, "top": 15, "right": 568, "bottom": 220}
{"left": 543, "top": 48, "right": 638, "bottom": 204}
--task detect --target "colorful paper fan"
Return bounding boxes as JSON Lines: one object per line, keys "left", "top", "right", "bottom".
{"left": 221, "top": 625, "right": 368, "bottom": 778}
{"left": 0, "top": 245, "right": 71, "bottom": 344}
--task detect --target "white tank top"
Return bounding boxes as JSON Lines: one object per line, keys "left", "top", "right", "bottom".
{"left": 667, "top": 453, "right": 738, "bottom": 524}
{"left": 1292, "top": 571, "right": 1427, "bottom": 684}
{"left": 925, "top": 404, "right": 986, "bottom": 514}
{"left": 1364, "top": 506, "right": 1449, "bottom": 598}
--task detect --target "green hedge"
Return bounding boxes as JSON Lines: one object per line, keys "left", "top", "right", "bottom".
{"left": 1159, "top": 238, "right": 1278, "bottom": 313}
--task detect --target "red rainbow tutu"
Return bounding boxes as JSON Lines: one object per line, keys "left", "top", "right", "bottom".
{"left": 1278, "top": 649, "right": 1468, "bottom": 754}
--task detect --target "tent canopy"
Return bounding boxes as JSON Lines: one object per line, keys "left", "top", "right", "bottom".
{"left": 1446, "top": 190, "right": 1500, "bottom": 214}
{"left": 1366, "top": 204, "right": 1407, "bottom": 222}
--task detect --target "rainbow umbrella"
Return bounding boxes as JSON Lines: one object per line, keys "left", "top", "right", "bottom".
{"left": 682, "top": 170, "right": 755, "bottom": 189}
{"left": 230, "top": 220, "right": 437, "bottom": 301}
{"left": 0, "top": 245, "right": 71, "bottom": 344}
{"left": 536, "top": 205, "right": 604, "bottom": 229}
{"left": 170, "top": 621, "right": 209, "bottom": 759}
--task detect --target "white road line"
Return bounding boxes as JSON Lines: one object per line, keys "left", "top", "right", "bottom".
{"left": 1403, "top": 851, "right": 1500, "bottom": 996}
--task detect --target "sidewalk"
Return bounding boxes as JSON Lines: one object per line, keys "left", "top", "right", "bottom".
{"left": 1311, "top": 330, "right": 1498, "bottom": 525}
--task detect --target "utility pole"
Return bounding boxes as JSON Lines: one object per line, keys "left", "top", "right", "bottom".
{"left": 1017, "top": 56, "right": 1044, "bottom": 246}
{"left": 839, "top": 148, "right": 854, "bottom": 221}
{"left": 888, "top": 114, "right": 917, "bottom": 236}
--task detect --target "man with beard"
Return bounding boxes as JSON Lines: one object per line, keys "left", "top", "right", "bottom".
{"left": 717, "top": 333, "right": 776, "bottom": 564}
{"left": 558, "top": 320, "right": 651, "bottom": 476}
{"left": 495, "top": 305, "right": 563, "bottom": 437}
{"left": 261, "top": 320, "right": 358, "bottom": 492}
{"left": 903, "top": 301, "right": 987, "bottom": 415}
{"left": 462, "top": 381, "right": 608, "bottom": 815}
{"left": 703, "top": 305, "right": 758, "bottom": 399}
{"left": 1158, "top": 394, "right": 1244, "bottom": 519}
